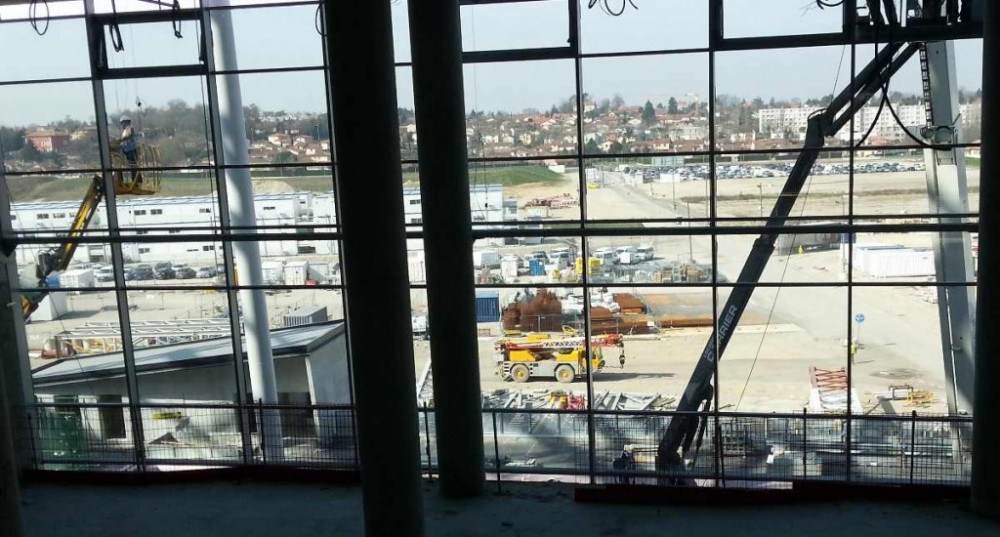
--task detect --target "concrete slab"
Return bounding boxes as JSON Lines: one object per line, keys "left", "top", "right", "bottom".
{"left": 20, "top": 481, "right": 1000, "bottom": 537}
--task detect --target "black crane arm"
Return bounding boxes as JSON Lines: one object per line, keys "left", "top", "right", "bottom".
{"left": 656, "top": 41, "right": 921, "bottom": 474}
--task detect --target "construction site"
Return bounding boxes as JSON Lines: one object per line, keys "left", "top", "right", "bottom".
{"left": 1, "top": 1, "right": 999, "bottom": 536}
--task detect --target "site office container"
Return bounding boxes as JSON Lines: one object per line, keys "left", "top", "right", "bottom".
{"left": 475, "top": 290, "right": 501, "bottom": 323}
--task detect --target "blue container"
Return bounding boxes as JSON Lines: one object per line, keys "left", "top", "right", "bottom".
{"left": 45, "top": 274, "right": 60, "bottom": 287}
{"left": 475, "top": 290, "right": 501, "bottom": 323}
{"left": 529, "top": 260, "right": 545, "bottom": 276}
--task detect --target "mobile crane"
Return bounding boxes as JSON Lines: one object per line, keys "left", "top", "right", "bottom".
{"left": 655, "top": 1, "right": 979, "bottom": 479}
{"left": 21, "top": 145, "right": 162, "bottom": 321}
{"left": 497, "top": 329, "right": 625, "bottom": 383}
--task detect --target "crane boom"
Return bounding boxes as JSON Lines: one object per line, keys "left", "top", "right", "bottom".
{"left": 656, "top": 41, "right": 921, "bottom": 474}
{"left": 21, "top": 175, "right": 106, "bottom": 320}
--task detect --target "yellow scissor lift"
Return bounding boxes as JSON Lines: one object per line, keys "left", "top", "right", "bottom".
{"left": 22, "top": 143, "right": 163, "bottom": 322}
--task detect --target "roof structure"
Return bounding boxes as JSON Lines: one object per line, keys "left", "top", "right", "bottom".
{"left": 33, "top": 320, "right": 345, "bottom": 385}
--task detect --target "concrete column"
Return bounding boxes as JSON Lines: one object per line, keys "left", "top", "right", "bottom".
{"left": 0, "top": 361, "right": 24, "bottom": 537}
{"left": 407, "top": 0, "right": 485, "bottom": 498}
{"left": 972, "top": 0, "right": 1000, "bottom": 518}
{"left": 210, "top": 5, "right": 282, "bottom": 461}
{"left": 323, "top": 1, "right": 425, "bottom": 535}
{"left": 0, "top": 156, "right": 24, "bottom": 537}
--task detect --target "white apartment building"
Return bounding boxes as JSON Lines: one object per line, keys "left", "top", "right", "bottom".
{"left": 759, "top": 102, "right": 981, "bottom": 144}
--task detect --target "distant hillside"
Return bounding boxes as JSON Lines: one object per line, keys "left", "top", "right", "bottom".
{"left": 6, "top": 165, "right": 562, "bottom": 203}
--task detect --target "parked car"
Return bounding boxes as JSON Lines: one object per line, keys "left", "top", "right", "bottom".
{"left": 174, "top": 267, "right": 197, "bottom": 279}
{"left": 132, "top": 265, "right": 154, "bottom": 280}
{"left": 94, "top": 267, "right": 115, "bottom": 282}
{"left": 153, "top": 262, "right": 175, "bottom": 280}
{"left": 195, "top": 266, "right": 217, "bottom": 278}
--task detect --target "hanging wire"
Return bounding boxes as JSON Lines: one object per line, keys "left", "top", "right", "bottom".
{"left": 172, "top": 0, "right": 184, "bottom": 39}
{"left": 315, "top": 3, "right": 325, "bottom": 37}
{"left": 815, "top": 0, "right": 845, "bottom": 7}
{"left": 29, "top": 0, "right": 50, "bottom": 36}
{"left": 587, "top": 0, "right": 638, "bottom": 17}
{"left": 109, "top": 0, "right": 126, "bottom": 52}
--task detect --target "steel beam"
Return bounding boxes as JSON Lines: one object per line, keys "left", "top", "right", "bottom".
{"left": 972, "top": 0, "right": 1000, "bottom": 518}
{"left": 323, "top": 0, "right": 425, "bottom": 535}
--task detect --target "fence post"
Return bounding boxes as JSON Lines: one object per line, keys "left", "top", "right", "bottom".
{"left": 26, "top": 409, "right": 37, "bottom": 471}
{"left": 258, "top": 399, "right": 266, "bottom": 465}
{"left": 492, "top": 410, "right": 502, "bottom": 494}
{"left": 802, "top": 408, "right": 808, "bottom": 480}
{"left": 422, "top": 404, "right": 433, "bottom": 481}
{"left": 910, "top": 410, "right": 917, "bottom": 484}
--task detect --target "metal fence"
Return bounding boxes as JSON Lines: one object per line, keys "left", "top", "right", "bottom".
{"left": 17, "top": 403, "right": 972, "bottom": 487}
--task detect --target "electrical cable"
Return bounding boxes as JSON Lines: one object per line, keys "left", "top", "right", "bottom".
{"left": 587, "top": 0, "right": 638, "bottom": 17}
{"left": 109, "top": 0, "right": 125, "bottom": 52}
{"left": 873, "top": 16, "right": 956, "bottom": 151}
{"left": 172, "top": 0, "right": 183, "bottom": 39}
{"left": 29, "top": 0, "right": 49, "bottom": 36}
{"left": 815, "top": 0, "right": 845, "bottom": 8}
{"left": 315, "top": 3, "right": 325, "bottom": 37}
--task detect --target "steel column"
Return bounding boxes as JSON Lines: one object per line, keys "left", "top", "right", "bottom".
{"left": 209, "top": 4, "right": 284, "bottom": 464}
{"left": 972, "top": 0, "right": 1000, "bottom": 518}
{"left": 407, "top": 0, "right": 484, "bottom": 498}
{"left": 922, "top": 41, "right": 976, "bottom": 416}
{"left": 201, "top": 6, "right": 255, "bottom": 465}
{"left": 323, "top": 1, "right": 425, "bottom": 535}
{"left": 83, "top": 0, "right": 146, "bottom": 468}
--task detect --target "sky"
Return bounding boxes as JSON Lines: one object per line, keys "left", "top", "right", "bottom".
{"left": 0, "top": 0, "right": 986, "bottom": 126}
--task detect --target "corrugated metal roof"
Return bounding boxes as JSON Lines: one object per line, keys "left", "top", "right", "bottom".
{"left": 32, "top": 320, "right": 344, "bottom": 385}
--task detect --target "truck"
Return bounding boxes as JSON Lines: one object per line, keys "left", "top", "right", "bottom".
{"left": 496, "top": 330, "right": 625, "bottom": 384}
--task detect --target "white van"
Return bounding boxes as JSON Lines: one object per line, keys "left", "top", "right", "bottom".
{"left": 635, "top": 245, "right": 655, "bottom": 262}
{"left": 593, "top": 248, "right": 617, "bottom": 266}
{"left": 615, "top": 246, "right": 637, "bottom": 265}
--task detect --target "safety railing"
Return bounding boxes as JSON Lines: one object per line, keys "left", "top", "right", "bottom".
{"left": 17, "top": 403, "right": 972, "bottom": 487}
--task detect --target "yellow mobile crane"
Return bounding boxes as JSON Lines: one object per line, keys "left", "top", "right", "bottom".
{"left": 496, "top": 329, "right": 625, "bottom": 384}
{"left": 22, "top": 144, "right": 162, "bottom": 320}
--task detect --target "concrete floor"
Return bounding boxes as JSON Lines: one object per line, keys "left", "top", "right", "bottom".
{"left": 20, "top": 481, "right": 1000, "bottom": 536}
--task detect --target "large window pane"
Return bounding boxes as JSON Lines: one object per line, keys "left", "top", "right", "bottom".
{"left": 1, "top": 81, "right": 99, "bottom": 171}
{"left": 582, "top": 53, "right": 709, "bottom": 155}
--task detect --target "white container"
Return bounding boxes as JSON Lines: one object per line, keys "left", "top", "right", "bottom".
{"left": 473, "top": 249, "right": 501, "bottom": 268}
{"left": 261, "top": 261, "right": 285, "bottom": 284}
{"left": 500, "top": 256, "right": 520, "bottom": 281}
{"left": 408, "top": 257, "right": 426, "bottom": 284}
{"left": 59, "top": 268, "right": 95, "bottom": 290}
{"left": 32, "top": 293, "right": 68, "bottom": 322}
{"left": 283, "top": 260, "right": 310, "bottom": 286}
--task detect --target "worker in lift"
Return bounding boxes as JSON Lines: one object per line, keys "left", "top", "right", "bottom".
{"left": 112, "top": 115, "right": 142, "bottom": 185}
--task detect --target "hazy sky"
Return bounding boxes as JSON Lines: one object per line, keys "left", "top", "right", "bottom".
{"left": 0, "top": 0, "right": 985, "bottom": 126}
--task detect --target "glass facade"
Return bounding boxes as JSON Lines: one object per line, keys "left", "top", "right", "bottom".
{"left": 0, "top": 0, "right": 982, "bottom": 483}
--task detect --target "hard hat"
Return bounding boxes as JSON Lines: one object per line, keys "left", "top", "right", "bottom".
{"left": 119, "top": 115, "right": 131, "bottom": 123}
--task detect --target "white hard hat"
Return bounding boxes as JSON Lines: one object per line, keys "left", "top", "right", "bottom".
{"left": 119, "top": 115, "right": 131, "bottom": 123}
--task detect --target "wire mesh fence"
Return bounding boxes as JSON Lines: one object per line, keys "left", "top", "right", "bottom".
{"left": 18, "top": 402, "right": 973, "bottom": 486}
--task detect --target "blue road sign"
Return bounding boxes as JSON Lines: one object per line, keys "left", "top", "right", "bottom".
{"left": 855, "top": 313, "right": 865, "bottom": 324}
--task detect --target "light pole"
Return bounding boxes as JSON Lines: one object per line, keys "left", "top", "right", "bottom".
{"left": 757, "top": 183, "right": 764, "bottom": 217}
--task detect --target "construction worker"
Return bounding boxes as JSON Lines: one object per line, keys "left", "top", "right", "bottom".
{"left": 112, "top": 115, "right": 142, "bottom": 185}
